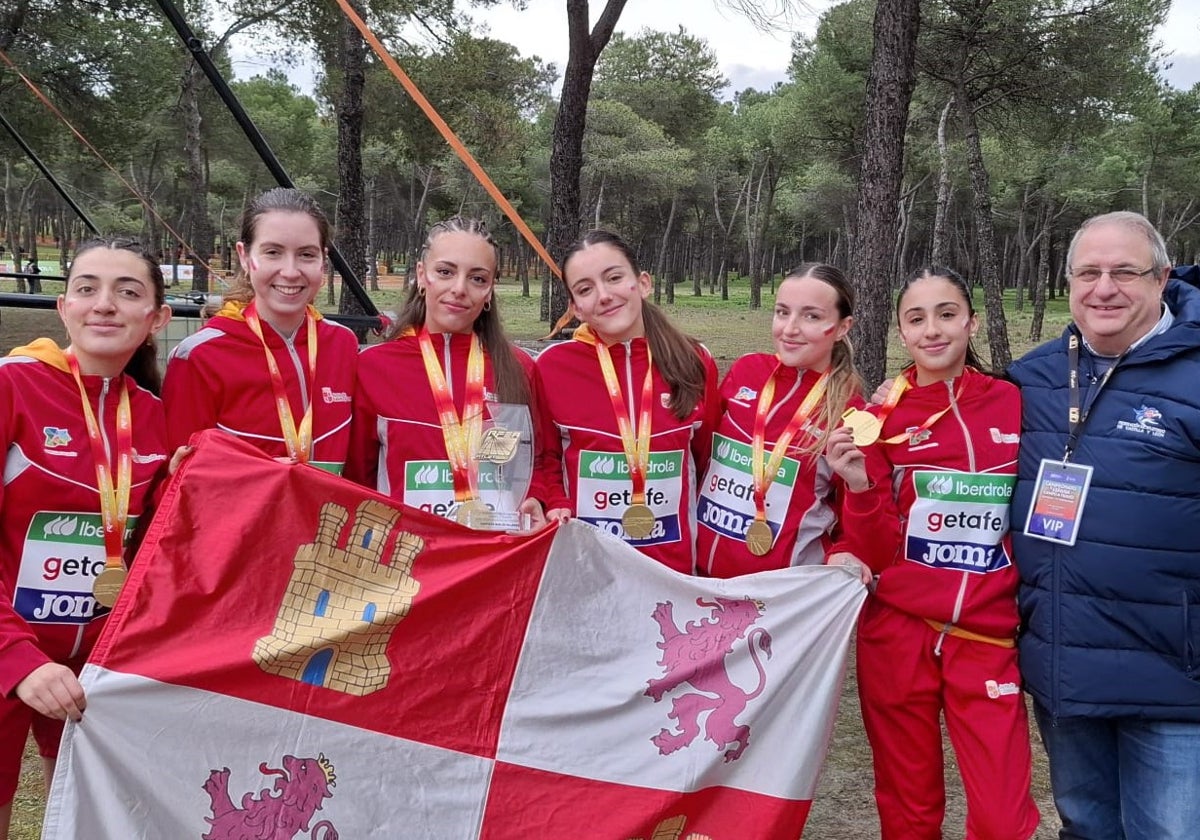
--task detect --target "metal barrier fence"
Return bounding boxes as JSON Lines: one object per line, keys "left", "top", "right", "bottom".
{"left": 0, "top": 292, "right": 384, "bottom": 367}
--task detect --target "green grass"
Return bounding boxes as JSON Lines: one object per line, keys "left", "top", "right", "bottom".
{"left": 1, "top": 272, "right": 1075, "bottom": 375}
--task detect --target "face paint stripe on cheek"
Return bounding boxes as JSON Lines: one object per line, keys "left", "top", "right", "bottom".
{"left": 249, "top": 257, "right": 259, "bottom": 272}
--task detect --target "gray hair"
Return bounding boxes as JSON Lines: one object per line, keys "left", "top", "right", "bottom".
{"left": 1066, "top": 211, "right": 1170, "bottom": 277}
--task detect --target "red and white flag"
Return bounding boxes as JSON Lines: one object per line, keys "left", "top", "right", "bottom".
{"left": 43, "top": 430, "right": 865, "bottom": 840}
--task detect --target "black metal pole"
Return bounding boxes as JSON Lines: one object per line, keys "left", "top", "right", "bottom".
{"left": 0, "top": 110, "right": 99, "bottom": 236}
{"left": 151, "top": 0, "right": 378, "bottom": 319}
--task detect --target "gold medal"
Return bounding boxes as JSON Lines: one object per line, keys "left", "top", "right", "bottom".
{"left": 744, "top": 519, "right": 773, "bottom": 556}
{"left": 93, "top": 567, "right": 128, "bottom": 609}
{"left": 841, "top": 408, "right": 882, "bottom": 447}
{"left": 455, "top": 499, "right": 489, "bottom": 527}
{"left": 622, "top": 503, "right": 656, "bottom": 539}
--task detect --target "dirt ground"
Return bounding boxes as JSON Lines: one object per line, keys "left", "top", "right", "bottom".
{"left": 1, "top": 304, "right": 1061, "bottom": 838}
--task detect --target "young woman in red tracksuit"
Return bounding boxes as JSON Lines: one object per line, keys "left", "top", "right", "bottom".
{"left": 826, "top": 267, "right": 1039, "bottom": 840}
{"left": 534, "top": 230, "right": 720, "bottom": 575}
{"left": 696, "top": 262, "right": 872, "bottom": 579}
{"left": 162, "top": 188, "right": 358, "bottom": 473}
{"left": 345, "top": 216, "right": 550, "bottom": 529}
{"left": 0, "top": 239, "right": 171, "bottom": 835}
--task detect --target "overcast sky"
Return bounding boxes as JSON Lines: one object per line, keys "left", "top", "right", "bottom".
{"left": 232, "top": 0, "right": 1200, "bottom": 95}
{"left": 466, "top": 0, "right": 1200, "bottom": 94}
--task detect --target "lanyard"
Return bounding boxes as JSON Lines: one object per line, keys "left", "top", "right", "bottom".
{"left": 877, "top": 368, "right": 963, "bottom": 445}
{"left": 244, "top": 302, "right": 318, "bottom": 462}
{"left": 1065, "top": 333, "right": 1123, "bottom": 461}
{"left": 66, "top": 354, "right": 132, "bottom": 575}
{"left": 751, "top": 366, "right": 828, "bottom": 523}
{"left": 595, "top": 340, "right": 654, "bottom": 506}
{"left": 418, "top": 329, "right": 485, "bottom": 502}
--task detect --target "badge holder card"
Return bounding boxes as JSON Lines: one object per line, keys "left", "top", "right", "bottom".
{"left": 1022, "top": 459, "right": 1094, "bottom": 546}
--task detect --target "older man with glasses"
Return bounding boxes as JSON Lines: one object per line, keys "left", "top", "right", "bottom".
{"left": 1009, "top": 211, "right": 1200, "bottom": 839}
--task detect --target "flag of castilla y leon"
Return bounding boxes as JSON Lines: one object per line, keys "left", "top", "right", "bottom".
{"left": 43, "top": 430, "right": 865, "bottom": 840}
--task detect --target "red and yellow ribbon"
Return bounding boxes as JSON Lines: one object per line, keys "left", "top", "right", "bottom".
{"left": 244, "top": 301, "right": 318, "bottom": 463}
{"left": 66, "top": 354, "right": 132, "bottom": 573}
{"left": 418, "top": 329, "right": 485, "bottom": 503}
{"left": 595, "top": 342, "right": 655, "bottom": 506}
{"left": 751, "top": 366, "right": 829, "bottom": 523}
{"left": 877, "top": 368, "right": 965, "bottom": 445}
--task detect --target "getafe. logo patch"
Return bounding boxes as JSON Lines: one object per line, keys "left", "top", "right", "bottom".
{"left": 43, "top": 427, "right": 71, "bottom": 448}
{"left": 1116, "top": 404, "right": 1167, "bottom": 439}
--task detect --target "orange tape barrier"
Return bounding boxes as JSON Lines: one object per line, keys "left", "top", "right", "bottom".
{"left": 333, "top": 0, "right": 561, "bottom": 281}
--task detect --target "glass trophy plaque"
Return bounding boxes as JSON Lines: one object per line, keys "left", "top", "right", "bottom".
{"left": 463, "top": 402, "right": 534, "bottom": 531}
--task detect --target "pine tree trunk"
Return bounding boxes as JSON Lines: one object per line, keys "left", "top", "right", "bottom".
{"left": 182, "top": 60, "right": 212, "bottom": 294}
{"left": 545, "top": 0, "right": 628, "bottom": 325}
{"left": 848, "top": 0, "right": 921, "bottom": 388}
{"left": 958, "top": 91, "right": 1011, "bottom": 371}
{"left": 931, "top": 99, "right": 954, "bottom": 266}
{"left": 336, "top": 0, "right": 369, "bottom": 332}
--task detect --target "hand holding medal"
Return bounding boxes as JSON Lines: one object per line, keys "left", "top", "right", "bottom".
{"left": 839, "top": 408, "right": 882, "bottom": 446}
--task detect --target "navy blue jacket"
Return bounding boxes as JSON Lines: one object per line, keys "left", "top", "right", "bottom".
{"left": 1010, "top": 277, "right": 1200, "bottom": 720}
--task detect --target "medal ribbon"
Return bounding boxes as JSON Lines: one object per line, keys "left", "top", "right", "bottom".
{"left": 751, "top": 366, "right": 829, "bottom": 523}
{"left": 876, "top": 368, "right": 964, "bottom": 445}
{"left": 595, "top": 341, "right": 654, "bottom": 506}
{"left": 66, "top": 354, "right": 132, "bottom": 572}
{"left": 418, "top": 329, "right": 485, "bottom": 502}
{"left": 244, "top": 301, "right": 318, "bottom": 462}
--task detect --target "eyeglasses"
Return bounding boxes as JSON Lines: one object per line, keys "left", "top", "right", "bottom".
{"left": 1069, "top": 266, "right": 1156, "bottom": 284}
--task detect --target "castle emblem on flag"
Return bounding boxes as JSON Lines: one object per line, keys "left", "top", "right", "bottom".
{"left": 627, "top": 813, "right": 713, "bottom": 840}
{"left": 253, "top": 500, "right": 424, "bottom": 696}
{"left": 645, "top": 597, "right": 773, "bottom": 762}
{"left": 201, "top": 754, "right": 338, "bottom": 840}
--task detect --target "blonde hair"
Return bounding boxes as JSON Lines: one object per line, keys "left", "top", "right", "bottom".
{"left": 781, "top": 263, "right": 863, "bottom": 458}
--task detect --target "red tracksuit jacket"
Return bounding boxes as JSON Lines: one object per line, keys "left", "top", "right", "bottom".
{"left": 0, "top": 339, "right": 168, "bottom": 695}
{"left": 841, "top": 367, "right": 1022, "bottom": 638}
{"left": 346, "top": 331, "right": 552, "bottom": 519}
{"left": 162, "top": 301, "right": 357, "bottom": 473}
{"left": 534, "top": 329, "right": 720, "bottom": 575}
{"left": 696, "top": 353, "right": 865, "bottom": 577}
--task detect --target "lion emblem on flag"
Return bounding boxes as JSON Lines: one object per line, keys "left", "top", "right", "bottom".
{"left": 644, "top": 597, "right": 773, "bottom": 762}
{"left": 201, "top": 754, "right": 339, "bottom": 839}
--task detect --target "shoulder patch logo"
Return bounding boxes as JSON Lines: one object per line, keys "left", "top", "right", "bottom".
{"left": 989, "top": 428, "right": 1020, "bottom": 444}
{"left": 1116, "top": 404, "right": 1167, "bottom": 438}
{"left": 43, "top": 427, "right": 71, "bottom": 448}
{"left": 1134, "top": 405, "right": 1162, "bottom": 427}
{"left": 321, "top": 386, "right": 351, "bottom": 404}
{"left": 733, "top": 386, "right": 757, "bottom": 403}
{"left": 906, "top": 427, "right": 933, "bottom": 447}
